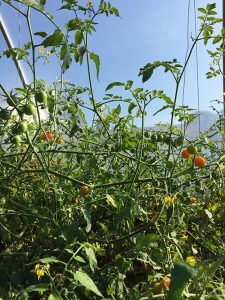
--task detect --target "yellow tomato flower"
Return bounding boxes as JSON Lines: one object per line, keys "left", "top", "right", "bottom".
{"left": 46, "top": 51, "right": 51, "bottom": 56}
{"left": 39, "top": 47, "right": 45, "bottom": 53}
{"left": 186, "top": 256, "right": 196, "bottom": 266}
{"left": 34, "top": 263, "right": 50, "bottom": 280}
{"left": 164, "top": 193, "right": 177, "bottom": 205}
{"left": 181, "top": 234, "right": 188, "bottom": 241}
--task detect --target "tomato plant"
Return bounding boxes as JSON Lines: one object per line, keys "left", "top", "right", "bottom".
{"left": 0, "top": 1, "right": 224, "bottom": 300}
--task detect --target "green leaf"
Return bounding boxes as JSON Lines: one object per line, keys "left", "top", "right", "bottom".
{"left": 139, "top": 61, "right": 165, "bottom": 83}
{"left": 25, "top": 284, "right": 49, "bottom": 293}
{"left": 75, "top": 31, "right": 83, "bottom": 45}
{"left": 42, "top": 29, "right": 63, "bottom": 47}
{"left": 125, "top": 80, "right": 133, "bottom": 89}
{"left": 74, "top": 255, "right": 86, "bottom": 263}
{"left": 106, "top": 194, "right": 117, "bottom": 207}
{"left": 85, "top": 247, "right": 97, "bottom": 272}
{"left": 90, "top": 52, "right": 100, "bottom": 80}
{"left": 110, "top": 7, "right": 120, "bottom": 17}
{"left": 153, "top": 104, "right": 172, "bottom": 116}
{"left": 128, "top": 102, "right": 137, "bottom": 114}
{"left": 213, "top": 35, "right": 222, "bottom": 44}
{"left": 198, "top": 7, "right": 207, "bottom": 14}
{"left": 20, "top": 0, "right": 38, "bottom": 6}
{"left": 135, "top": 234, "right": 161, "bottom": 250}
{"left": 69, "top": 119, "right": 80, "bottom": 137}
{"left": 61, "top": 45, "right": 72, "bottom": 74}
{"left": 166, "top": 261, "right": 196, "bottom": 300}
{"left": 81, "top": 208, "right": 92, "bottom": 233}
{"left": 106, "top": 82, "right": 124, "bottom": 91}
{"left": 74, "top": 271, "right": 103, "bottom": 297}
{"left": 34, "top": 32, "right": 47, "bottom": 38}
{"left": 206, "top": 3, "right": 216, "bottom": 11}
{"left": 38, "top": 256, "right": 59, "bottom": 264}
{"left": 48, "top": 294, "right": 63, "bottom": 300}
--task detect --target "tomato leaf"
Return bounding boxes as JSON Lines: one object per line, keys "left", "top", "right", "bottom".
{"left": 166, "top": 261, "right": 196, "bottom": 300}
{"left": 25, "top": 284, "right": 49, "bottom": 292}
{"left": 34, "top": 32, "right": 48, "bottom": 38}
{"left": 73, "top": 271, "right": 103, "bottom": 297}
{"left": 106, "top": 82, "right": 124, "bottom": 91}
{"left": 42, "top": 29, "right": 63, "bottom": 47}
{"left": 48, "top": 293, "right": 63, "bottom": 300}
{"left": 20, "top": 0, "right": 38, "bottom": 7}
{"left": 81, "top": 208, "right": 92, "bottom": 233}
{"left": 90, "top": 52, "right": 100, "bottom": 80}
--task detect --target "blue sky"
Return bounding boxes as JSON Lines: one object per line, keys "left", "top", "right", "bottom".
{"left": 0, "top": 0, "right": 223, "bottom": 126}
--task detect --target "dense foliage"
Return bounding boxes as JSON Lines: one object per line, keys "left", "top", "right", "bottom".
{"left": 0, "top": 1, "right": 225, "bottom": 299}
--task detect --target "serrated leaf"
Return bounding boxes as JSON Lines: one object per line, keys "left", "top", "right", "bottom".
{"left": 42, "top": 29, "right": 63, "bottom": 47}
{"left": 61, "top": 45, "right": 72, "bottom": 74}
{"left": 213, "top": 36, "right": 222, "bottom": 44}
{"left": 48, "top": 294, "right": 63, "bottom": 300}
{"left": 206, "top": 3, "right": 216, "bottom": 11}
{"left": 69, "top": 119, "right": 80, "bottom": 137}
{"left": 38, "top": 256, "right": 59, "bottom": 264}
{"left": 110, "top": 7, "right": 120, "bottom": 17}
{"left": 106, "top": 194, "right": 117, "bottom": 207}
{"left": 34, "top": 32, "right": 47, "bottom": 38}
{"left": 75, "top": 31, "right": 83, "bottom": 45}
{"left": 25, "top": 284, "right": 49, "bottom": 292}
{"left": 74, "top": 271, "right": 103, "bottom": 297}
{"left": 85, "top": 247, "right": 97, "bottom": 271}
{"left": 20, "top": 0, "right": 38, "bottom": 7}
{"left": 198, "top": 7, "right": 207, "bottom": 14}
{"left": 128, "top": 102, "right": 137, "bottom": 114}
{"left": 166, "top": 261, "right": 196, "bottom": 300}
{"left": 74, "top": 255, "right": 86, "bottom": 263}
{"left": 106, "top": 82, "right": 124, "bottom": 91}
{"left": 153, "top": 104, "right": 171, "bottom": 116}
{"left": 81, "top": 208, "right": 92, "bottom": 233}
{"left": 204, "top": 209, "right": 213, "bottom": 219}
{"left": 135, "top": 234, "right": 161, "bottom": 250}
{"left": 90, "top": 52, "right": 100, "bottom": 80}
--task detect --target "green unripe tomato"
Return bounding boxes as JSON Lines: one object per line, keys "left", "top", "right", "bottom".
{"left": 7, "top": 95, "right": 18, "bottom": 107}
{"left": 157, "top": 133, "right": 164, "bottom": 142}
{"left": 151, "top": 134, "right": 158, "bottom": 142}
{"left": 187, "top": 145, "right": 198, "bottom": 155}
{"left": 35, "top": 90, "right": 47, "bottom": 103}
{"left": 23, "top": 103, "right": 36, "bottom": 116}
{"left": 17, "top": 121, "right": 28, "bottom": 134}
{"left": 164, "top": 136, "right": 170, "bottom": 145}
{"left": 175, "top": 135, "right": 185, "bottom": 146}
{"left": 11, "top": 135, "right": 21, "bottom": 145}
{"left": 144, "top": 130, "right": 151, "bottom": 138}
{"left": 0, "top": 109, "right": 11, "bottom": 120}
{"left": 78, "top": 45, "right": 86, "bottom": 56}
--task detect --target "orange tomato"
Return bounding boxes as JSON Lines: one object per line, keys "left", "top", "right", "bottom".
{"left": 161, "top": 275, "right": 170, "bottom": 289}
{"left": 190, "top": 197, "right": 198, "bottom": 204}
{"left": 194, "top": 156, "right": 206, "bottom": 168}
{"left": 41, "top": 132, "right": 53, "bottom": 141}
{"left": 181, "top": 148, "right": 192, "bottom": 159}
{"left": 80, "top": 185, "right": 90, "bottom": 197}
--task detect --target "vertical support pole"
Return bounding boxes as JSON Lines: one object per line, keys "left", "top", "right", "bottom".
{"left": 0, "top": 15, "right": 27, "bottom": 88}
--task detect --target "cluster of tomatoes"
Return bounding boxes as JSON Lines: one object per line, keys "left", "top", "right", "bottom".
{"left": 181, "top": 145, "right": 206, "bottom": 168}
